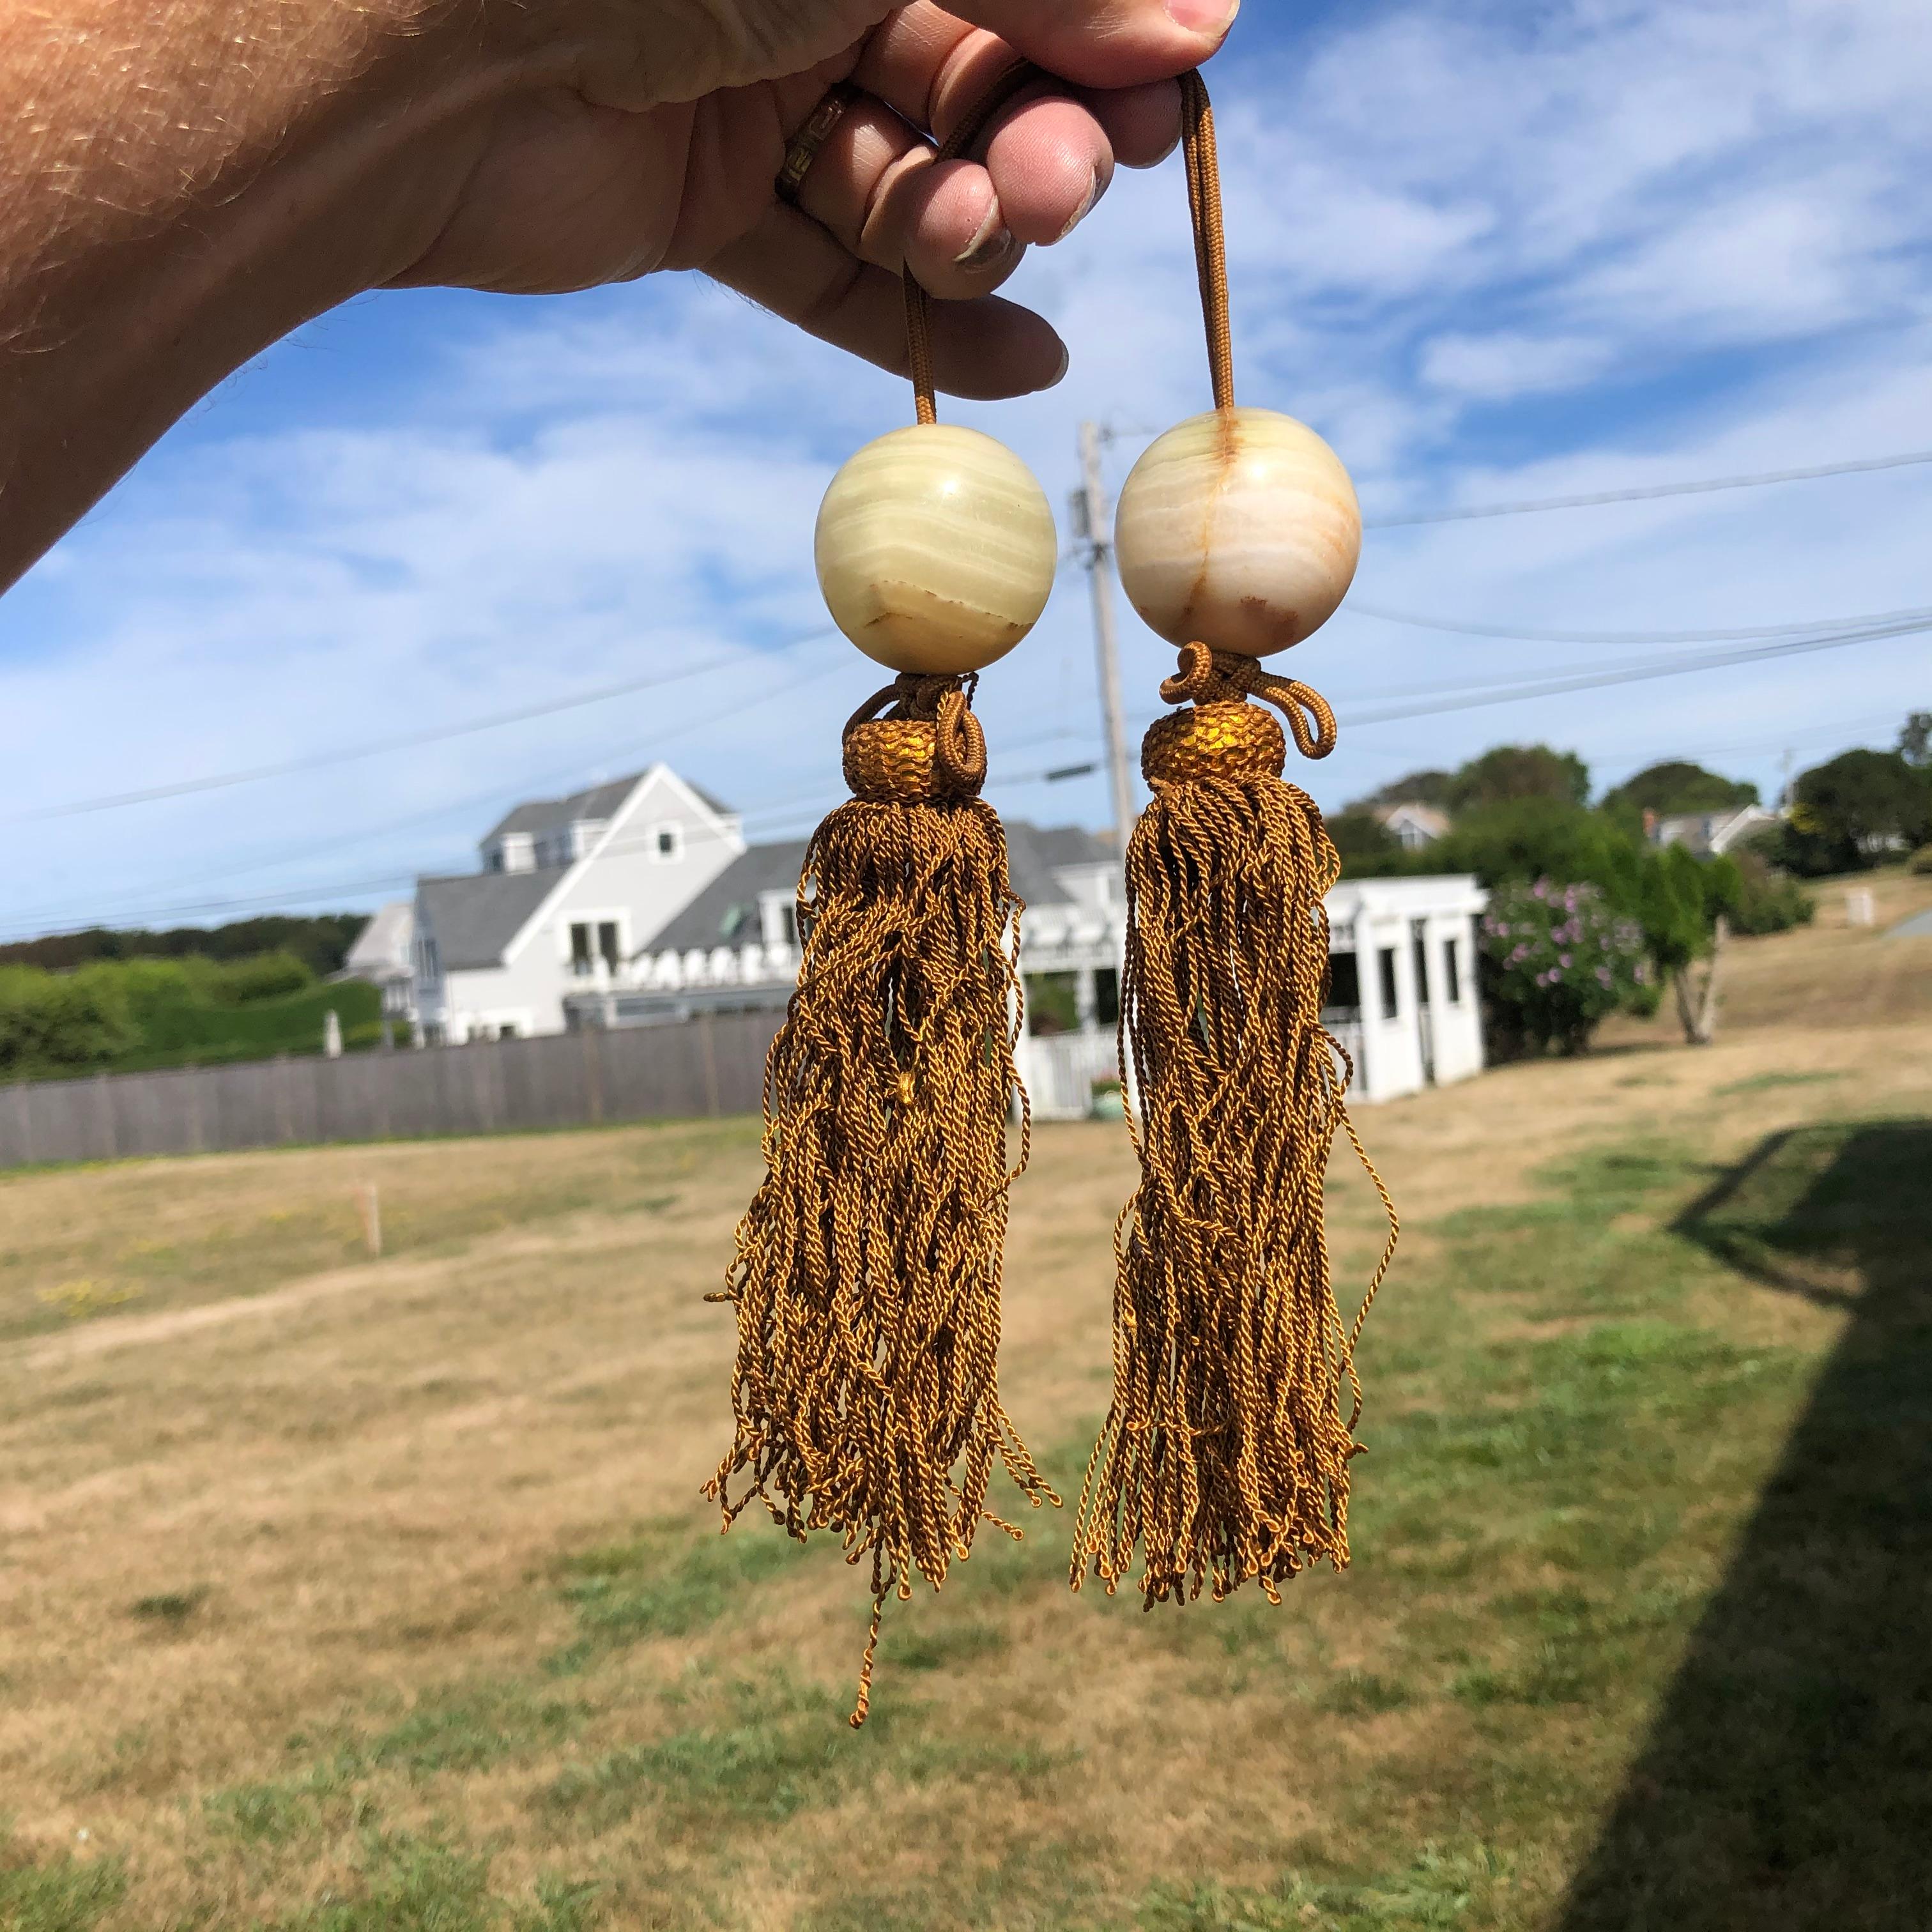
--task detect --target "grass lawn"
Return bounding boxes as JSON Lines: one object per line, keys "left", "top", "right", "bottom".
{"left": 1, "top": 889, "right": 1929, "bottom": 1931}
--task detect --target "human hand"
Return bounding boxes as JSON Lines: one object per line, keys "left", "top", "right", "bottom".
{"left": 392, "top": 0, "right": 1241, "bottom": 396}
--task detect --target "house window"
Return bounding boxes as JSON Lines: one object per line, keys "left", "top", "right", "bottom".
{"left": 1377, "top": 947, "right": 1399, "bottom": 1020}
{"left": 1324, "top": 951, "right": 1361, "bottom": 1016}
{"left": 1025, "top": 973, "right": 1080, "bottom": 1038}
{"left": 652, "top": 823, "right": 684, "bottom": 862}
{"left": 1445, "top": 939, "right": 1462, "bottom": 1005}
{"left": 1412, "top": 932, "right": 1432, "bottom": 1006}
{"left": 570, "top": 922, "right": 622, "bottom": 974}
{"left": 1094, "top": 967, "right": 1121, "bottom": 1028}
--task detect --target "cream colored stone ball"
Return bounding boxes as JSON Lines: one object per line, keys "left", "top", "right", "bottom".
{"left": 1114, "top": 407, "right": 1361, "bottom": 657}
{"left": 815, "top": 424, "right": 1059, "bottom": 675}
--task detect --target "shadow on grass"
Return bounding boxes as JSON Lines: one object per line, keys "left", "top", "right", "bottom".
{"left": 1557, "top": 1119, "right": 1932, "bottom": 1932}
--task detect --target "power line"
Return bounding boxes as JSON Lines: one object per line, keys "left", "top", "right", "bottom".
{"left": 618, "top": 620, "right": 1931, "bottom": 851}
{"left": 2, "top": 654, "right": 854, "bottom": 942}
{"left": 12, "top": 628, "right": 838, "bottom": 824}
{"left": 1345, "top": 601, "right": 1932, "bottom": 647}
{"left": 15, "top": 612, "right": 1917, "bottom": 944}
{"left": 1363, "top": 448, "right": 1932, "bottom": 531}
{"left": 1339, "top": 618, "right": 1931, "bottom": 726}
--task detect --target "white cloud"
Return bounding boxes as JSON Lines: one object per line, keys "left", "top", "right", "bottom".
{"left": 1420, "top": 332, "right": 1616, "bottom": 401}
{"left": 4, "top": 0, "right": 1931, "bottom": 940}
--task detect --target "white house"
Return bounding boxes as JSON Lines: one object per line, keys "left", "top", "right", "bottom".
{"left": 342, "top": 899, "right": 416, "bottom": 1025}
{"left": 1322, "top": 875, "right": 1489, "bottom": 1102}
{"left": 378, "top": 765, "right": 1488, "bottom": 1112}
{"left": 409, "top": 767, "right": 746, "bottom": 1043}
{"left": 1652, "top": 804, "right": 1779, "bottom": 857}
{"left": 1371, "top": 800, "right": 1452, "bottom": 852}
{"left": 567, "top": 808, "right": 1486, "bottom": 1116}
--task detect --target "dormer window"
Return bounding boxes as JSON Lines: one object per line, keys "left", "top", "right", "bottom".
{"left": 486, "top": 832, "right": 535, "bottom": 875}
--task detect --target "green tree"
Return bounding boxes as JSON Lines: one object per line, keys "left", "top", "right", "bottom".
{"left": 1638, "top": 844, "right": 1742, "bottom": 1045}
{"left": 1899, "top": 711, "right": 1931, "bottom": 769}
{"left": 1326, "top": 808, "right": 1401, "bottom": 870}
{"left": 1782, "top": 749, "right": 1932, "bottom": 875}
{"left": 1448, "top": 744, "right": 1590, "bottom": 811}
{"left": 0, "top": 964, "right": 138, "bottom": 1074}
{"left": 0, "top": 912, "right": 365, "bottom": 976}
{"left": 1601, "top": 760, "right": 1759, "bottom": 822}
{"left": 1351, "top": 769, "right": 1455, "bottom": 810}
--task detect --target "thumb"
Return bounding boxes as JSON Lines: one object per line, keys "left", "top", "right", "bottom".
{"left": 944, "top": 0, "right": 1239, "bottom": 92}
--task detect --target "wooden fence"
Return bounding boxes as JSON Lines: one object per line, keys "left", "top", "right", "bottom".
{"left": 0, "top": 1016, "right": 783, "bottom": 1170}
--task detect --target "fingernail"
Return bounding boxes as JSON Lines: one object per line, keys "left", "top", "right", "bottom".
{"left": 1050, "top": 342, "right": 1071, "bottom": 386}
{"left": 1166, "top": 0, "right": 1239, "bottom": 34}
{"left": 1056, "top": 168, "right": 1102, "bottom": 243}
{"left": 956, "top": 203, "right": 1016, "bottom": 272}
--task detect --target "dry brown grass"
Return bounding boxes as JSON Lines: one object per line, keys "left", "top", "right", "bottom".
{"left": 2, "top": 896, "right": 1929, "bottom": 1931}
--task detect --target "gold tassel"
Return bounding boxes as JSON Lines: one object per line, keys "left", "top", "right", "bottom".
{"left": 707, "top": 674, "right": 1055, "bottom": 1724}
{"left": 1070, "top": 650, "right": 1398, "bottom": 1608}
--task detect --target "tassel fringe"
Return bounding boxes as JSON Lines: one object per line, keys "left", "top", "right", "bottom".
{"left": 1071, "top": 743, "right": 1397, "bottom": 1608}
{"left": 707, "top": 778, "right": 1056, "bottom": 1719}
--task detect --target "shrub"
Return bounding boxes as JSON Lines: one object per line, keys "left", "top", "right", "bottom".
{"left": 1912, "top": 845, "right": 1932, "bottom": 877}
{"left": 1728, "top": 849, "right": 1816, "bottom": 933}
{"left": 0, "top": 963, "right": 139, "bottom": 1073}
{"left": 1480, "top": 878, "right": 1650, "bottom": 1057}
{"left": 208, "top": 950, "right": 314, "bottom": 1004}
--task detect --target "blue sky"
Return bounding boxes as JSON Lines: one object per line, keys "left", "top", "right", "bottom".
{"left": 3, "top": 0, "right": 1929, "bottom": 941}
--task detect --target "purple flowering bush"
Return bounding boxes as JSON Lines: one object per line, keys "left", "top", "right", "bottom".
{"left": 1480, "top": 878, "right": 1650, "bottom": 1055}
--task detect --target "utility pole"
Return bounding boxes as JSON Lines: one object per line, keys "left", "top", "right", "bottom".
{"left": 1073, "top": 421, "right": 1137, "bottom": 852}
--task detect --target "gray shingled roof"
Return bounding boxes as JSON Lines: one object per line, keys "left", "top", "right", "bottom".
{"left": 484, "top": 776, "right": 643, "bottom": 845}
{"left": 648, "top": 841, "right": 812, "bottom": 954}
{"left": 1023, "top": 824, "right": 1115, "bottom": 871}
{"left": 417, "top": 870, "right": 562, "bottom": 970}
{"left": 482, "top": 770, "right": 740, "bottom": 845}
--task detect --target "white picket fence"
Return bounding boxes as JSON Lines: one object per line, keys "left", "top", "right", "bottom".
{"left": 1018, "top": 1031, "right": 1120, "bottom": 1121}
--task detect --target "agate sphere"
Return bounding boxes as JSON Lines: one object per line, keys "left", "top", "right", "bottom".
{"left": 1114, "top": 408, "right": 1360, "bottom": 657}
{"left": 816, "top": 424, "right": 1058, "bottom": 675}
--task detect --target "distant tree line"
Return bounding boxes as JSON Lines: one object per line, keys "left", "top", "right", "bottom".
{"left": 1329, "top": 710, "right": 1931, "bottom": 1054}
{"left": 0, "top": 912, "right": 365, "bottom": 977}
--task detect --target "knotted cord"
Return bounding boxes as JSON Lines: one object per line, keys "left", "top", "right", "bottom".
{"left": 1161, "top": 641, "right": 1338, "bottom": 762}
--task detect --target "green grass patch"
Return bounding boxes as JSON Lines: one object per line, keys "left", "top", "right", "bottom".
{"left": 544, "top": 1515, "right": 821, "bottom": 1675}
{"left": 1713, "top": 1070, "right": 1843, "bottom": 1096}
{"left": 1137, "top": 1841, "right": 1514, "bottom": 1931}
{"left": 67, "top": 1107, "right": 1932, "bottom": 1931}
{"left": 0, "top": 1853, "right": 128, "bottom": 1932}
{"left": 128, "top": 1585, "right": 208, "bottom": 1623}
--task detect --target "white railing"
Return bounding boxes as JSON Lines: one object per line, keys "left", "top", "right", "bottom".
{"left": 1019, "top": 1030, "right": 1120, "bottom": 1122}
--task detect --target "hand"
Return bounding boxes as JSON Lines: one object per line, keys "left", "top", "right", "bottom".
{"left": 392, "top": 0, "right": 1241, "bottom": 396}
